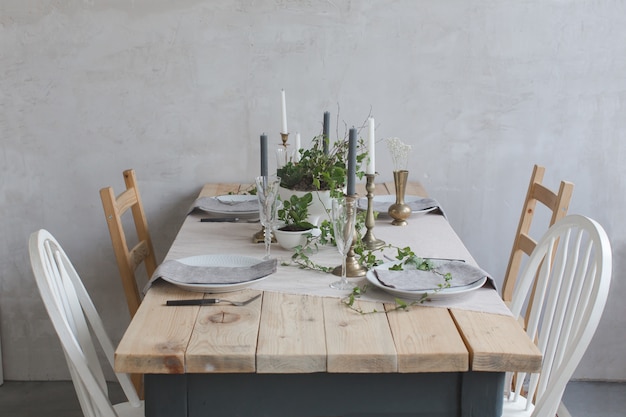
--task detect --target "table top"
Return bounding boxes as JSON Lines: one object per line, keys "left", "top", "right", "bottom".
{"left": 115, "top": 182, "right": 541, "bottom": 376}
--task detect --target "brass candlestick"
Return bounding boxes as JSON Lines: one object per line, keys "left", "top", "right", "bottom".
{"left": 388, "top": 170, "right": 411, "bottom": 226}
{"left": 280, "top": 132, "right": 289, "bottom": 147}
{"left": 362, "top": 174, "right": 385, "bottom": 250}
{"left": 332, "top": 195, "right": 368, "bottom": 278}
{"left": 253, "top": 227, "right": 276, "bottom": 244}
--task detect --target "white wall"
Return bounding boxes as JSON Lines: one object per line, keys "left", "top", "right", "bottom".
{"left": 1, "top": 0, "right": 624, "bottom": 381}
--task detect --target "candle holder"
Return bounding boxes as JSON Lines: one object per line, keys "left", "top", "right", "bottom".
{"left": 253, "top": 227, "right": 276, "bottom": 244}
{"left": 362, "top": 174, "right": 385, "bottom": 250}
{"left": 388, "top": 170, "right": 411, "bottom": 226}
{"left": 280, "top": 132, "right": 289, "bottom": 148}
{"left": 332, "top": 195, "right": 368, "bottom": 278}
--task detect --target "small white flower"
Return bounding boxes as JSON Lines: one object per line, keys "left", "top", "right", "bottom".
{"left": 386, "top": 137, "right": 412, "bottom": 171}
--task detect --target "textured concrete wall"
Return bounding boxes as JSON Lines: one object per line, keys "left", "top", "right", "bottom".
{"left": 1, "top": 0, "right": 624, "bottom": 380}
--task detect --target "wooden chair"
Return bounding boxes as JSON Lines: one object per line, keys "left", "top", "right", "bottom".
{"left": 29, "top": 229, "right": 144, "bottom": 417}
{"left": 503, "top": 215, "right": 612, "bottom": 417}
{"left": 100, "top": 169, "right": 157, "bottom": 319}
{"left": 502, "top": 165, "right": 574, "bottom": 308}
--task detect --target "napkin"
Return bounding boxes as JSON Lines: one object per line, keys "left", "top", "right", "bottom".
{"left": 190, "top": 196, "right": 259, "bottom": 214}
{"left": 144, "top": 258, "right": 277, "bottom": 292}
{"left": 374, "top": 261, "right": 490, "bottom": 291}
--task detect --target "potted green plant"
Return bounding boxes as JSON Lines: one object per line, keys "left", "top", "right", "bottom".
{"left": 274, "top": 192, "right": 320, "bottom": 250}
{"left": 277, "top": 134, "right": 367, "bottom": 221}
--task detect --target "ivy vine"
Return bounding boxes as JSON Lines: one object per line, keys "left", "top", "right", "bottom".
{"left": 281, "top": 211, "right": 453, "bottom": 313}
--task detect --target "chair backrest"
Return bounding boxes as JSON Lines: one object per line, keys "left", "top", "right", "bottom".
{"left": 100, "top": 169, "right": 157, "bottom": 318}
{"left": 29, "top": 229, "right": 142, "bottom": 417}
{"left": 508, "top": 215, "right": 611, "bottom": 417}
{"left": 502, "top": 165, "right": 574, "bottom": 308}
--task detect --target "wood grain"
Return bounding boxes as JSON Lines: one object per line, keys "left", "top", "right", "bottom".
{"left": 256, "top": 292, "right": 326, "bottom": 373}
{"left": 323, "top": 298, "right": 397, "bottom": 373}
{"left": 115, "top": 282, "right": 200, "bottom": 374}
{"left": 185, "top": 290, "right": 262, "bottom": 373}
{"left": 386, "top": 304, "right": 469, "bottom": 372}
{"left": 450, "top": 309, "right": 542, "bottom": 372}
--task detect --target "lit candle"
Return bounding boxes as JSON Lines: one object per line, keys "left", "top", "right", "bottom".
{"left": 347, "top": 127, "right": 357, "bottom": 196}
{"left": 366, "top": 117, "right": 375, "bottom": 175}
{"left": 295, "top": 132, "right": 301, "bottom": 162}
{"left": 323, "top": 111, "right": 330, "bottom": 154}
{"left": 260, "top": 133, "right": 268, "bottom": 177}
{"left": 281, "top": 90, "right": 288, "bottom": 134}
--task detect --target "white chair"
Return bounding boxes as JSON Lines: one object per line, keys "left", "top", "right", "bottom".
{"left": 29, "top": 229, "right": 144, "bottom": 417}
{"left": 503, "top": 215, "right": 612, "bottom": 417}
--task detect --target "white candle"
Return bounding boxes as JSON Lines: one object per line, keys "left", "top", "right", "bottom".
{"left": 295, "top": 132, "right": 301, "bottom": 162}
{"left": 281, "top": 89, "right": 288, "bottom": 134}
{"left": 367, "top": 117, "right": 376, "bottom": 175}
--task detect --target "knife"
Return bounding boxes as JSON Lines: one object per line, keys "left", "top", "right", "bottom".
{"left": 200, "top": 217, "right": 240, "bottom": 222}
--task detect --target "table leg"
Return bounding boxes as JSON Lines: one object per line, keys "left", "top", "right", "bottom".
{"left": 460, "top": 372, "right": 505, "bottom": 417}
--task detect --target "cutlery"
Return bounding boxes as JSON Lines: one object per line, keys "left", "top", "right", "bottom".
{"left": 166, "top": 293, "right": 262, "bottom": 307}
{"left": 200, "top": 217, "right": 260, "bottom": 223}
{"left": 200, "top": 217, "right": 240, "bottom": 222}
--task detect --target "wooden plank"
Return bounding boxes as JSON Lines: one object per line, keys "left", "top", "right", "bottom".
{"left": 256, "top": 293, "right": 326, "bottom": 373}
{"left": 405, "top": 181, "right": 428, "bottom": 197}
{"left": 198, "top": 183, "right": 241, "bottom": 198}
{"left": 115, "top": 282, "right": 200, "bottom": 374}
{"left": 386, "top": 304, "right": 469, "bottom": 372}
{"left": 323, "top": 298, "right": 397, "bottom": 373}
{"left": 185, "top": 290, "right": 262, "bottom": 373}
{"left": 450, "top": 309, "right": 542, "bottom": 373}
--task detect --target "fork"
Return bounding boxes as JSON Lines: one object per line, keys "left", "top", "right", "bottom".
{"left": 166, "top": 293, "right": 261, "bottom": 306}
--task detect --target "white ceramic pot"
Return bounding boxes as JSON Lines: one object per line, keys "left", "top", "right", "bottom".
{"left": 278, "top": 187, "right": 332, "bottom": 226}
{"left": 274, "top": 227, "right": 321, "bottom": 250}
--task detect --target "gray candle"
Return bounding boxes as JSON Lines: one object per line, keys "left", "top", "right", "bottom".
{"left": 323, "top": 111, "right": 330, "bottom": 155}
{"left": 347, "top": 127, "right": 357, "bottom": 196}
{"left": 260, "top": 133, "right": 268, "bottom": 177}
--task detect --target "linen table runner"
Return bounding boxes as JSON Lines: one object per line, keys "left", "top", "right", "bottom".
{"left": 163, "top": 211, "right": 512, "bottom": 316}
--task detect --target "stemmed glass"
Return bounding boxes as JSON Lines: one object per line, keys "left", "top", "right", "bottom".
{"left": 255, "top": 175, "right": 281, "bottom": 260}
{"left": 330, "top": 197, "right": 357, "bottom": 290}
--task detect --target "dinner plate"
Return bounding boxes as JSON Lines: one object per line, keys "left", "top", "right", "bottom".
{"left": 197, "top": 195, "right": 259, "bottom": 216}
{"left": 365, "top": 260, "right": 487, "bottom": 300}
{"left": 357, "top": 195, "right": 438, "bottom": 216}
{"left": 170, "top": 254, "right": 272, "bottom": 293}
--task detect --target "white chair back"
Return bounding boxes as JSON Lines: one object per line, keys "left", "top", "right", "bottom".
{"left": 29, "top": 229, "right": 142, "bottom": 417}
{"left": 508, "top": 215, "right": 612, "bottom": 416}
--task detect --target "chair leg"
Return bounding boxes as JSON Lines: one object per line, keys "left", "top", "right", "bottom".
{"left": 131, "top": 373, "right": 144, "bottom": 400}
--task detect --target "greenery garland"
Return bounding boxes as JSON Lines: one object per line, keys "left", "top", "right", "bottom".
{"left": 282, "top": 211, "right": 452, "bottom": 313}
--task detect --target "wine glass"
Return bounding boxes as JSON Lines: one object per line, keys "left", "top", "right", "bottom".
{"left": 255, "top": 175, "right": 281, "bottom": 260}
{"left": 275, "top": 147, "right": 295, "bottom": 169}
{"left": 330, "top": 197, "right": 357, "bottom": 290}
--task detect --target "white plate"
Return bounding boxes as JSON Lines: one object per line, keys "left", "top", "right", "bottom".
{"left": 357, "top": 195, "right": 438, "bottom": 216}
{"left": 197, "top": 195, "right": 259, "bottom": 216}
{"left": 365, "top": 260, "right": 487, "bottom": 300}
{"left": 170, "top": 254, "right": 272, "bottom": 293}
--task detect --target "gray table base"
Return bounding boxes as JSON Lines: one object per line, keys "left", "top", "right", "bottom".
{"left": 145, "top": 372, "right": 504, "bottom": 417}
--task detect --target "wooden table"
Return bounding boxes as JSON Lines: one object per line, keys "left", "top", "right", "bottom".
{"left": 115, "top": 182, "right": 541, "bottom": 417}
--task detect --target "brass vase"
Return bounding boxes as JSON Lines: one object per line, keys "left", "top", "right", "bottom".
{"left": 388, "top": 170, "right": 411, "bottom": 226}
